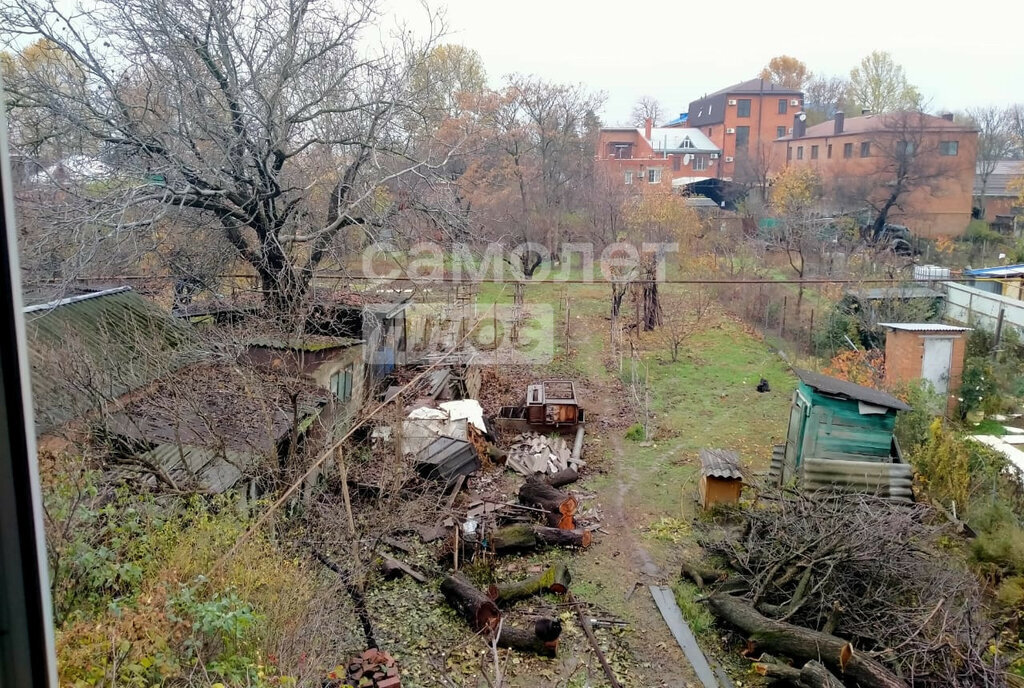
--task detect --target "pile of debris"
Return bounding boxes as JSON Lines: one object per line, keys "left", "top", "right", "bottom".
{"left": 339, "top": 648, "right": 400, "bottom": 687}
{"left": 506, "top": 432, "right": 582, "bottom": 477}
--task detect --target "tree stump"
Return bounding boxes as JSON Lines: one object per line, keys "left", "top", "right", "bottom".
{"left": 519, "top": 480, "right": 577, "bottom": 530}
{"left": 496, "top": 617, "right": 562, "bottom": 657}
{"left": 488, "top": 563, "right": 571, "bottom": 604}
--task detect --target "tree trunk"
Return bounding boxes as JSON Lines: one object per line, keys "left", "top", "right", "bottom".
{"left": 705, "top": 593, "right": 905, "bottom": 688}
{"left": 519, "top": 481, "right": 577, "bottom": 530}
{"left": 545, "top": 468, "right": 579, "bottom": 488}
{"left": 313, "top": 550, "right": 378, "bottom": 649}
{"left": 532, "top": 525, "right": 592, "bottom": 549}
{"left": 496, "top": 618, "right": 562, "bottom": 657}
{"left": 490, "top": 524, "right": 592, "bottom": 554}
{"left": 379, "top": 555, "right": 427, "bottom": 584}
{"left": 754, "top": 660, "right": 844, "bottom": 688}
{"left": 487, "top": 562, "right": 571, "bottom": 604}
{"left": 440, "top": 573, "right": 501, "bottom": 634}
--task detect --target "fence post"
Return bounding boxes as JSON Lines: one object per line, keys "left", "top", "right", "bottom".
{"left": 808, "top": 309, "right": 815, "bottom": 350}
{"left": 781, "top": 296, "right": 788, "bottom": 337}
{"left": 994, "top": 307, "right": 1005, "bottom": 359}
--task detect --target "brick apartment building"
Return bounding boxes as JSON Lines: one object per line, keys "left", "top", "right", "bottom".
{"left": 682, "top": 78, "right": 804, "bottom": 182}
{"left": 595, "top": 119, "right": 721, "bottom": 191}
{"left": 774, "top": 111, "right": 979, "bottom": 238}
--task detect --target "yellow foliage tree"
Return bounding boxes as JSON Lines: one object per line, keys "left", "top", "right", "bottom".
{"left": 759, "top": 55, "right": 810, "bottom": 89}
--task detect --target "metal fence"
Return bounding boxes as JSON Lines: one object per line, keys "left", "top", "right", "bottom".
{"left": 944, "top": 281, "right": 1024, "bottom": 334}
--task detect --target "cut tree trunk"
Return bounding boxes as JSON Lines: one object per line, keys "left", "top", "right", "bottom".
{"left": 487, "top": 563, "right": 571, "bottom": 604}
{"left": 519, "top": 481, "right": 577, "bottom": 530}
{"left": 441, "top": 574, "right": 500, "bottom": 633}
{"left": 379, "top": 555, "right": 427, "bottom": 584}
{"left": 755, "top": 660, "right": 844, "bottom": 688}
{"left": 706, "top": 593, "right": 906, "bottom": 688}
{"left": 533, "top": 525, "right": 591, "bottom": 549}
{"left": 489, "top": 524, "right": 592, "bottom": 554}
{"left": 545, "top": 468, "right": 579, "bottom": 488}
{"left": 496, "top": 618, "right": 562, "bottom": 657}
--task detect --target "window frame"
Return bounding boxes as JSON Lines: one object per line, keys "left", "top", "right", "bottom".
{"left": 776, "top": 125, "right": 786, "bottom": 139}
{"left": 648, "top": 167, "right": 662, "bottom": 184}
{"left": 810, "top": 145, "right": 819, "bottom": 160}
{"left": 693, "top": 156, "right": 708, "bottom": 172}
{"left": 827, "top": 144, "right": 832, "bottom": 159}
{"left": 939, "top": 140, "right": 959, "bottom": 156}
{"left": 735, "top": 125, "right": 750, "bottom": 149}
{"left": 778, "top": 99, "right": 788, "bottom": 115}
{"left": 843, "top": 142, "right": 853, "bottom": 158}
{"left": 796, "top": 146, "right": 804, "bottom": 160}
{"left": 736, "top": 99, "right": 752, "bottom": 118}
{"left": 624, "top": 170, "right": 633, "bottom": 185}
{"left": 860, "top": 141, "right": 871, "bottom": 157}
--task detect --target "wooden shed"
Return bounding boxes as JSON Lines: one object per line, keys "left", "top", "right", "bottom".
{"left": 772, "top": 369, "right": 914, "bottom": 501}
{"left": 698, "top": 449, "right": 743, "bottom": 509}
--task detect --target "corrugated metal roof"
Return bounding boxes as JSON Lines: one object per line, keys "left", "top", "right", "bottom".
{"left": 24, "top": 287, "right": 193, "bottom": 433}
{"left": 975, "top": 160, "right": 1024, "bottom": 197}
{"left": 795, "top": 368, "right": 911, "bottom": 412}
{"left": 699, "top": 448, "right": 743, "bottom": 480}
{"left": 848, "top": 287, "right": 943, "bottom": 300}
{"left": 879, "top": 323, "right": 971, "bottom": 333}
{"left": 963, "top": 264, "right": 1024, "bottom": 278}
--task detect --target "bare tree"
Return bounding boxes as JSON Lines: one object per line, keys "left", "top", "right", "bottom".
{"left": 629, "top": 95, "right": 663, "bottom": 126}
{"left": 660, "top": 286, "right": 713, "bottom": 362}
{"left": 1, "top": 0, "right": 452, "bottom": 315}
{"left": 966, "top": 106, "right": 1013, "bottom": 216}
{"left": 804, "top": 75, "right": 850, "bottom": 124}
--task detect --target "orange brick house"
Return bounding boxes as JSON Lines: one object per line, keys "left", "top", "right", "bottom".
{"left": 595, "top": 118, "right": 721, "bottom": 191}
{"left": 681, "top": 78, "right": 804, "bottom": 182}
{"left": 774, "top": 111, "right": 979, "bottom": 238}
{"left": 881, "top": 322, "right": 970, "bottom": 415}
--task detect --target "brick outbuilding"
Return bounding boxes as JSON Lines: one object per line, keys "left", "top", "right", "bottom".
{"left": 880, "top": 323, "right": 971, "bottom": 414}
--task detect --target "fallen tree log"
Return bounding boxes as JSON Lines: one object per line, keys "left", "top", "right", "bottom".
{"left": 706, "top": 593, "right": 905, "bottom": 688}
{"left": 379, "top": 555, "right": 427, "bottom": 584}
{"left": 496, "top": 618, "right": 562, "bottom": 657}
{"left": 544, "top": 468, "right": 579, "bottom": 488}
{"left": 519, "top": 481, "right": 577, "bottom": 530}
{"left": 490, "top": 524, "right": 592, "bottom": 554}
{"left": 488, "top": 563, "right": 571, "bottom": 604}
{"left": 754, "top": 660, "right": 843, "bottom": 688}
{"left": 440, "top": 573, "right": 500, "bottom": 633}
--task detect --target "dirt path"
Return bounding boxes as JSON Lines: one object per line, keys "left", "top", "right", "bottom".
{"left": 573, "top": 377, "right": 699, "bottom": 687}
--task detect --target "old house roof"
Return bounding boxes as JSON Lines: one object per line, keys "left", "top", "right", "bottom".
{"left": 248, "top": 334, "right": 364, "bottom": 352}
{"left": 24, "top": 287, "right": 193, "bottom": 433}
{"left": 106, "top": 363, "right": 327, "bottom": 454}
{"left": 783, "top": 112, "right": 975, "bottom": 141}
{"left": 975, "top": 160, "right": 1024, "bottom": 197}
{"left": 795, "top": 368, "right": 911, "bottom": 412}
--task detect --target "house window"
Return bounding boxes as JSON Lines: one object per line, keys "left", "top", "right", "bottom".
{"left": 940, "top": 140, "right": 959, "bottom": 156}
{"left": 707, "top": 128, "right": 712, "bottom": 137}
{"left": 796, "top": 146, "right": 804, "bottom": 160}
{"left": 787, "top": 146, "right": 792, "bottom": 161}
{"left": 673, "top": 155, "right": 681, "bottom": 171}
{"left": 778, "top": 99, "right": 788, "bottom": 115}
{"left": 648, "top": 168, "right": 662, "bottom": 183}
{"left": 860, "top": 141, "right": 870, "bottom": 157}
{"left": 843, "top": 142, "right": 853, "bottom": 158}
{"left": 897, "top": 140, "right": 916, "bottom": 157}
{"left": 737, "top": 99, "right": 751, "bottom": 117}
{"left": 330, "top": 364, "right": 354, "bottom": 402}
{"left": 735, "top": 126, "right": 750, "bottom": 149}
{"left": 624, "top": 170, "right": 633, "bottom": 185}
{"left": 693, "top": 156, "right": 708, "bottom": 172}
{"left": 810, "top": 145, "right": 819, "bottom": 160}
{"left": 776, "top": 126, "right": 786, "bottom": 139}
{"left": 611, "top": 143, "right": 632, "bottom": 159}
{"left": 827, "top": 144, "right": 832, "bottom": 159}
{"left": 681, "top": 137, "right": 694, "bottom": 148}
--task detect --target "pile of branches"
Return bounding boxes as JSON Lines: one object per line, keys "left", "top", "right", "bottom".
{"left": 693, "top": 488, "right": 1002, "bottom": 687}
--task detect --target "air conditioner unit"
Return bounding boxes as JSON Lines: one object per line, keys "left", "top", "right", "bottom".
{"left": 709, "top": 153, "right": 719, "bottom": 159}
{"left": 726, "top": 127, "right": 736, "bottom": 134}
{"left": 791, "top": 99, "right": 800, "bottom": 106}
{"left": 788, "top": 127, "right": 794, "bottom": 134}
{"left": 725, "top": 156, "right": 734, "bottom": 163}
{"left": 727, "top": 99, "right": 737, "bottom": 106}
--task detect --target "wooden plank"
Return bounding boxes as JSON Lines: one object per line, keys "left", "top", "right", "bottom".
{"left": 649, "top": 585, "right": 719, "bottom": 688}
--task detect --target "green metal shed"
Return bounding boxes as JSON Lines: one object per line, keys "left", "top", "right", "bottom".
{"left": 772, "top": 369, "right": 914, "bottom": 500}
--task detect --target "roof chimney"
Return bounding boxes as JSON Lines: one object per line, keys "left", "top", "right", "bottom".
{"left": 861, "top": 108, "right": 871, "bottom": 116}
{"left": 941, "top": 112, "right": 954, "bottom": 122}
{"left": 792, "top": 112, "right": 806, "bottom": 139}
{"left": 644, "top": 117, "right": 653, "bottom": 140}
{"left": 834, "top": 111, "right": 845, "bottom": 135}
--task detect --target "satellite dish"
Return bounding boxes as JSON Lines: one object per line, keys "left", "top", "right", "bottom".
{"left": 683, "top": 154, "right": 692, "bottom": 164}
{"left": 798, "top": 112, "right": 807, "bottom": 122}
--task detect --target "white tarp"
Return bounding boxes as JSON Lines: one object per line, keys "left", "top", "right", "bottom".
{"left": 402, "top": 407, "right": 467, "bottom": 456}
{"left": 440, "top": 399, "right": 487, "bottom": 433}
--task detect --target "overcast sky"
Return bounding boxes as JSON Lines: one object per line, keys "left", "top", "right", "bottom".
{"left": 386, "top": 0, "right": 1024, "bottom": 125}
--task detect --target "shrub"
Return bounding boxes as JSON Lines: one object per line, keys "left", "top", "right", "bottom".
{"left": 893, "top": 380, "right": 943, "bottom": 451}
{"left": 625, "top": 423, "right": 647, "bottom": 441}
{"left": 958, "top": 356, "right": 1001, "bottom": 418}
{"left": 963, "top": 220, "right": 1003, "bottom": 245}
{"left": 971, "top": 524, "right": 1024, "bottom": 576}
